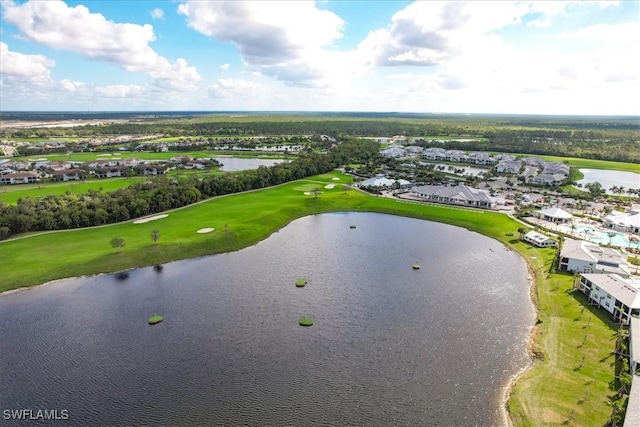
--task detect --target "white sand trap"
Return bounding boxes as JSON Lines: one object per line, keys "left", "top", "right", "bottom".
{"left": 28, "top": 158, "right": 47, "bottom": 161}
{"left": 324, "top": 184, "right": 335, "bottom": 189}
{"left": 97, "top": 154, "right": 112, "bottom": 157}
{"left": 303, "top": 191, "right": 312, "bottom": 195}
{"left": 332, "top": 177, "right": 340, "bottom": 181}
{"left": 197, "top": 228, "right": 215, "bottom": 234}
{"left": 133, "top": 214, "right": 168, "bottom": 224}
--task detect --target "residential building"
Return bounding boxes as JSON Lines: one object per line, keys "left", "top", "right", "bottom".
{"left": 604, "top": 210, "right": 640, "bottom": 234}
{"left": 51, "top": 168, "right": 87, "bottom": 182}
{"left": 380, "top": 146, "right": 407, "bottom": 158}
{"left": 527, "top": 162, "right": 569, "bottom": 187}
{"left": 495, "top": 160, "right": 522, "bottom": 174}
{"left": 95, "top": 166, "right": 129, "bottom": 178}
{"left": 533, "top": 207, "right": 573, "bottom": 223}
{"left": 576, "top": 273, "right": 640, "bottom": 325}
{"left": 422, "top": 147, "right": 446, "bottom": 160}
{"left": 410, "top": 184, "right": 496, "bottom": 209}
{"left": 523, "top": 231, "right": 557, "bottom": 247}
{"left": 558, "top": 238, "right": 630, "bottom": 276}
{"left": 0, "top": 171, "right": 40, "bottom": 184}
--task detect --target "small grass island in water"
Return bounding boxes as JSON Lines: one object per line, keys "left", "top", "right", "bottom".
{"left": 148, "top": 315, "right": 164, "bottom": 325}
{"left": 412, "top": 263, "right": 421, "bottom": 270}
{"left": 299, "top": 317, "right": 314, "bottom": 326}
{"left": 295, "top": 278, "right": 307, "bottom": 287}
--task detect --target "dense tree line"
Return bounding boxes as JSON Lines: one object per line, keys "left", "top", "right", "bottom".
{"left": 2, "top": 113, "right": 637, "bottom": 162}
{"left": 0, "top": 139, "right": 379, "bottom": 240}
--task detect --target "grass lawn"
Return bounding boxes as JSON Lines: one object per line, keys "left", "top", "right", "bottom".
{"left": 507, "top": 250, "right": 618, "bottom": 426}
{"left": 0, "top": 170, "right": 618, "bottom": 426}
{"left": 0, "top": 178, "right": 141, "bottom": 204}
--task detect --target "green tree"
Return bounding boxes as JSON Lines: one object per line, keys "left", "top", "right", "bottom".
{"left": 585, "top": 181, "right": 605, "bottom": 199}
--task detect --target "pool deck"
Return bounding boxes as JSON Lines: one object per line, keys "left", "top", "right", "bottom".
{"left": 525, "top": 217, "right": 640, "bottom": 250}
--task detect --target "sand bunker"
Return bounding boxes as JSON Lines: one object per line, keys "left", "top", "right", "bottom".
{"left": 332, "top": 177, "right": 340, "bottom": 181}
{"left": 133, "top": 214, "right": 168, "bottom": 224}
{"left": 197, "top": 228, "right": 215, "bottom": 234}
{"left": 324, "top": 184, "right": 335, "bottom": 189}
{"left": 96, "top": 154, "right": 112, "bottom": 157}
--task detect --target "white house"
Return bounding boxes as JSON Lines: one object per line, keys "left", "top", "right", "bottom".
{"left": 533, "top": 207, "right": 573, "bottom": 223}
{"left": 558, "top": 238, "right": 630, "bottom": 276}
{"left": 358, "top": 176, "right": 411, "bottom": 189}
{"left": 527, "top": 162, "right": 569, "bottom": 187}
{"left": 576, "top": 273, "right": 640, "bottom": 325}
{"left": 0, "top": 171, "right": 40, "bottom": 184}
{"left": 523, "top": 231, "right": 557, "bottom": 247}
{"left": 410, "top": 184, "right": 496, "bottom": 209}
{"left": 495, "top": 160, "right": 522, "bottom": 174}
{"left": 422, "top": 147, "right": 446, "bottom": 160}
{"left": 51, "top": 168, "right": 86, "bottom": 182}
{"left": 380, "top": 146, "right": 406, "bottom": 158}
{"left": 604, "top": 210, "right": 640, "bottom": 234}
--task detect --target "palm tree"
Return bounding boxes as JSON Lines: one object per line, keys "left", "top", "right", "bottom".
{"left": 607, "top": 231, "right": 617, "bottom": 245}
{"left": 569, "top": 221, "right": 577, "bottom": 237}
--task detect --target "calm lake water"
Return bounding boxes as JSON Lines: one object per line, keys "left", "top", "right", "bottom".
{"left": 0, "top": 213, "right": 534, "bottom": 426}
{"left": 214, "top": 157, "right": 286, "bottom": 171}
{"left": 576, "top": 169, "right": 640, "bottom": 194}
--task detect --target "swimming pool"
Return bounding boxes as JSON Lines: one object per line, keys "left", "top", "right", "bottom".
{"left": 567, "top": 225, "right": 640, "bottom": 249}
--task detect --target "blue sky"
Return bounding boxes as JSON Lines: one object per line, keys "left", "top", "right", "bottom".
{"left": 1, "top": 0, "right": 638, "bottom": 114}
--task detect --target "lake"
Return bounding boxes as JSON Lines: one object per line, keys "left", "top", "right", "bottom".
{"left": 214, "top": 157, "right": 287, "bottom": 171}
{"left": 0, "top": 213, "right": 534, "bottom": 426}
{"left": 576, "top": 169, "right": 640, "bottom": 194}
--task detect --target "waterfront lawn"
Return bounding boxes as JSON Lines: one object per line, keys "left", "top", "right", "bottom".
{"left": 508, "top": 251, "right": 617, "bottom": 427}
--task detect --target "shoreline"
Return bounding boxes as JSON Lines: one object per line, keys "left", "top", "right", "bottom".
{"left": 501, "top": 250, "right": 541, "bottom": 427}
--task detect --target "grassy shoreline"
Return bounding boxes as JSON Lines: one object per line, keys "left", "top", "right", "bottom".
{"left": 0, "top": 171, "right": 617, "bottom": 426}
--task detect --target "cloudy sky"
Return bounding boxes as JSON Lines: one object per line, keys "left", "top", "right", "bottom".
{"left": 1, "top": 0, "right": 638, "bottom": 114}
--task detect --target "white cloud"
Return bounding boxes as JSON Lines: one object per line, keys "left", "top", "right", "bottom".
{"left": 177, "top": 1, "right": 348, "bottom": 87}
{"left": 208, "top": 78, "right": 258, "bottom": 99}
{"left": 150, "top": 8, "right": 164, "bottom": 20}
{"left": 0, "top": 42, "right": 55, "bottom": 84}
{"left": 561, "top": 22, "right": 640, "bottom": 46}
{"left": 59, "top": 79, "right": 86, "bottom": 92}
{"left": 2, "top": 0, "right": 201, "bottom": 90}
{"left": 95, "top": 84, "right": 145, "bottom": 98}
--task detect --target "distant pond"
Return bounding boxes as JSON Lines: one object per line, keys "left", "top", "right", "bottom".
{"left": 0, "top": 212, "right": 534, "bottom": 426}
{"left": 214, "top": 157, "right": 287, "bottom": 171}
{"left": 576, "top": 169, "right": 639, "bottom": 194}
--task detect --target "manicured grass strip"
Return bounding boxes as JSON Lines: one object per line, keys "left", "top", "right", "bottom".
{"left": 508, "top": 262, "right": 617, "bottom": 426}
